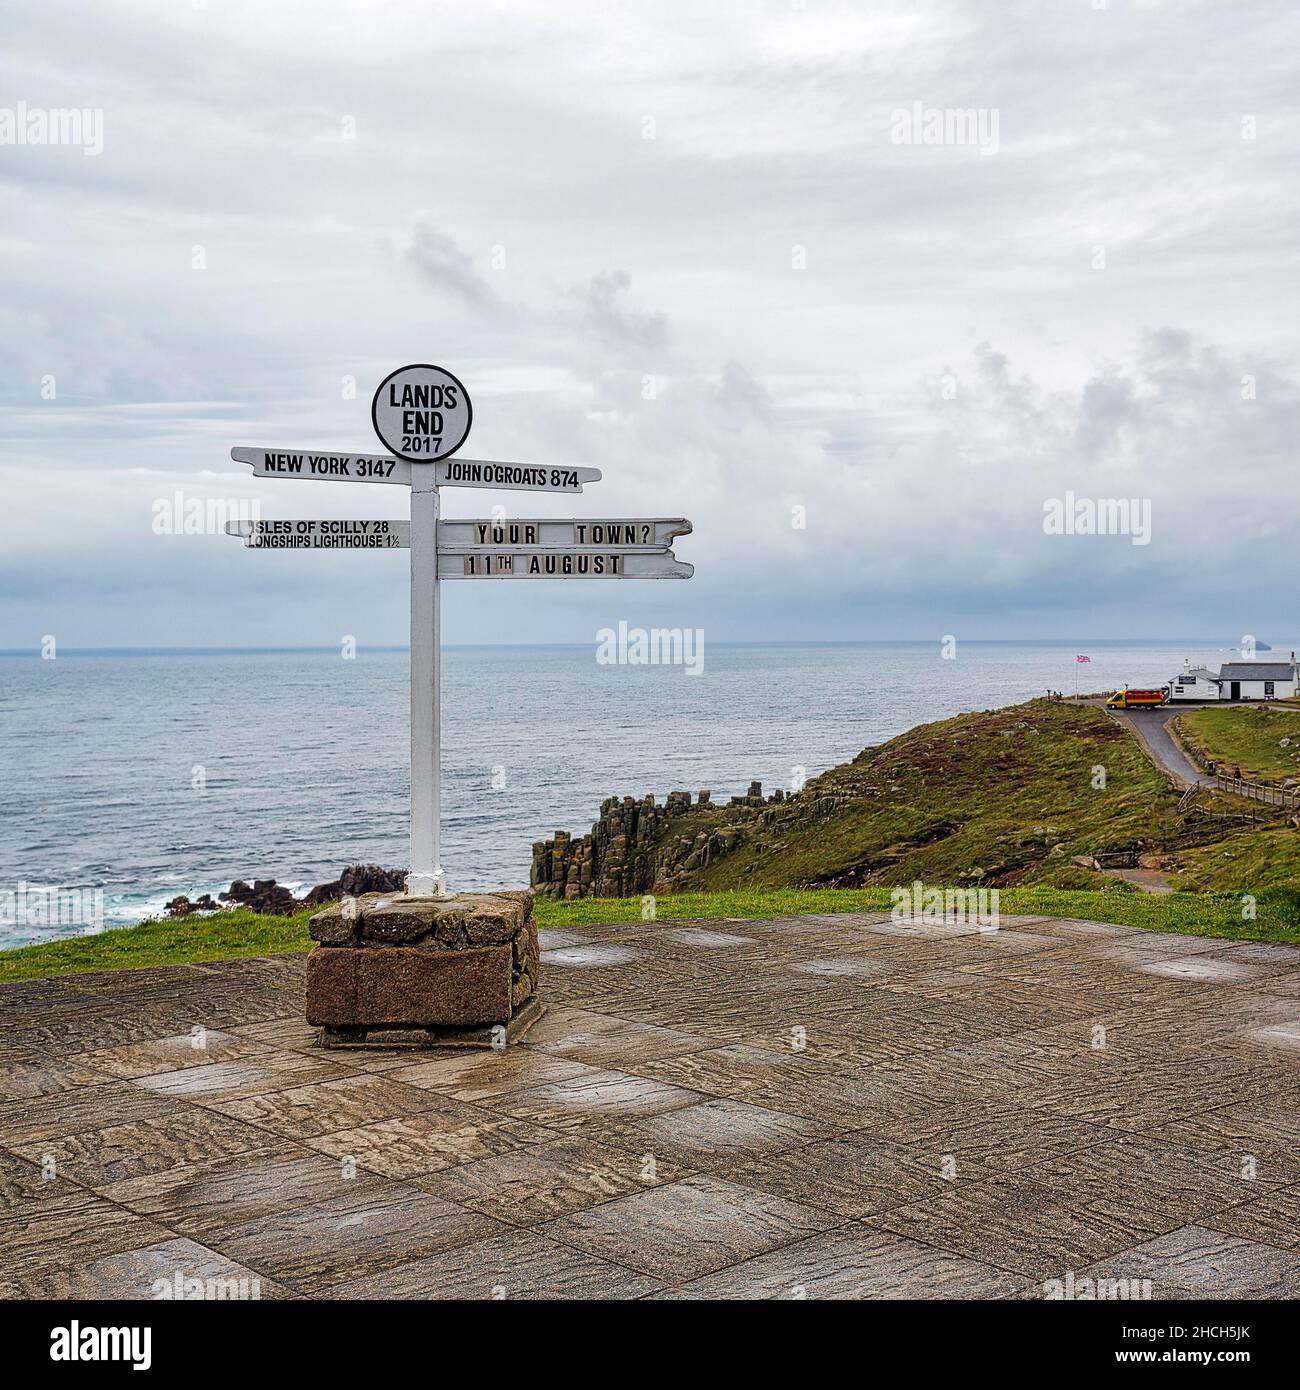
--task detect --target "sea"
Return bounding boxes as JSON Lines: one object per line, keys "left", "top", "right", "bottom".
{"left": 0, "top": 639, "right": 1286, "bottom": 948}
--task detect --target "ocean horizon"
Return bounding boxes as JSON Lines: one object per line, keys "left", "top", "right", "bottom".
{"left": 2, "top": 637, "right": 1291, "bottom": 947}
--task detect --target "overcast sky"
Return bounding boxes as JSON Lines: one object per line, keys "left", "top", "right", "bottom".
{"left": 2, "top": 0, "right": 1297, "bottom": 648}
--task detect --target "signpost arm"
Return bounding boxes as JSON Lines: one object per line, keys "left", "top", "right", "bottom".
{"left": 407, "top": 467, "right": 445, "bottom": 897}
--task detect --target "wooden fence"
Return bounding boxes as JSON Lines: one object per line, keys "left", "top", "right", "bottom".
{"left": 1214, "top": 772, "right": 1300, "bottom": 811}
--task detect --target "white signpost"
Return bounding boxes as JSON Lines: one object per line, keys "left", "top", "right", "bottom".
{"left": 230, "top": 364, "right": 692, "bottom": 899}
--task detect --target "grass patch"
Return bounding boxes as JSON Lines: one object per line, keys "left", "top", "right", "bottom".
{"left": 1172, "top": 828, "right": 1300, "bottom": 891}
{"left": 544, "top": 886, "right": 1300, "bottom": 942}
{"left": 0, "top": 909, "right": 316, "bottom": 984}
{"left": 1176, "top": 706, "right": 1300, "bottom": 783}
{"left": 2, "top": 885, "right": 1297, "bottom": 984}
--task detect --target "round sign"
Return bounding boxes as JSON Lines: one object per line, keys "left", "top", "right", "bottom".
{"left": 371, "top": 363, "right": 472, "bottom": 463}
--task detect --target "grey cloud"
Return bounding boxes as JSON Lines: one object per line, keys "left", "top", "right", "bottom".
{"left": 567, "top": 271, "right": 669, "bottom": 354}
{"left": 406, "top": 224, "right": 500, "bottom": 309}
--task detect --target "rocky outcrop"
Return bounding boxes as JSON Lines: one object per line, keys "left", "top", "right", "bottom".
{"left": 300, "top": 864, "right": 407, "bottom": 907}
{"left": 531, "top": 784, "right": 803, "bottom": 899}
{"left": 165, "top": 864, "right": 407, "bottom": 918}
{"left": 221, "top": 878, "right": 299, "bottom": 914}
{"left": 528, "top": 702, "right": 1199, "bottom": 900}
{"left": 163, "top": 892, "right": 220, "bottom": 916}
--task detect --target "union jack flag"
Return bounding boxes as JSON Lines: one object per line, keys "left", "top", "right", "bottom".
{"left": 1076, "top": 655, "right": 1091, "bottom": 663}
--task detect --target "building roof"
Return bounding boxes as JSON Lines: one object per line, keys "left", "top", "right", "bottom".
{"left": 1181, "top": 668, "right": 1220, "bottom": 681}
{"left": 1217, "top": 662, "right": 1297, "bottom": 681}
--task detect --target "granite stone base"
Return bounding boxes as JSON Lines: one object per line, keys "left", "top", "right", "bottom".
{"left": 305, "top": 889, "right": 540, "bottom": 1049}
{"left": 317, "top": 997, "right": 546, "bottom": 1050}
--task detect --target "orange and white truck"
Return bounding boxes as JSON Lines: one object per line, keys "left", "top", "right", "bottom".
{"left": 1105, "top": 687, "right": 1169, "bottom": 710}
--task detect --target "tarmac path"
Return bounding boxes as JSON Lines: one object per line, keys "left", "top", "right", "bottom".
{"left": 1106, "top": 705, "right": 1213, "bottom": 788}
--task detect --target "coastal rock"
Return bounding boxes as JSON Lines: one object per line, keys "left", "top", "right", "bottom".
{"left": 220, "top": 878, "right": 298, "bottom": 914}
{"left": 530, "top": 699, "right": 1186, "bottom": 901}
{"left": 164, "top": 893, "right": 219, "bottom": 917}
{"left": 531, "top": 787, "right": 768, "bottom": 900}
{"left": 301, "top": 864, "right": 406, "bottom": 908}
{"left": 197, "top": 865, "right": 409, "bottom": 917}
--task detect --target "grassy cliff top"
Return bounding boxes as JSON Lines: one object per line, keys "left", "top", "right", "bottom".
{"left": 1175, "top": 705, "right": 1300, "bottom": 783}
{"left": 602, "top": 698, "right": 1296, "bottom": 895}
{"left": 683, "top": 700, "right": 1171, "bottom": 891}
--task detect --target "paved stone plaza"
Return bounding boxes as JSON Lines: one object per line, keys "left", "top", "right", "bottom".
{"left": 3, "top": 912, "right": 1300, "bottom": 1299}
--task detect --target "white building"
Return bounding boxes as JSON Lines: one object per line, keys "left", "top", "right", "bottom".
{"left": 1168, "top": 663, "right": 1222, "bottom": 701}
{"left": 1168, "top": 656, "right": 1298, "bottom": 702}
{"left": 1217, "top": 660, "right": 1298, "bottom": 701}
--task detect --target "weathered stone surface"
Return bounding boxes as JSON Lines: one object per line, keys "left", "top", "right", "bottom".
{"left": 317, "top": 997, "right": 546, "bottom": 1050}
{"left": 345, "top": 891, "right": 529, "bottom": 949}
{"left": 308, "top": 895, "right": 368, "bottom": 944}
{"left": 305, "top": 944, "right": 512, "bottom": 1028}
{"left": 359, "top": 897, "right": 449, "bottom": 945}
{"left": 308, "top": 907, "right": 355, "bottom": 945}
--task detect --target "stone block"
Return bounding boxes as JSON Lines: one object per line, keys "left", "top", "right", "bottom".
{"left": 306, "top": 944, "right": 512, "bottom": 1028}
{"left": 304, "top": 890, "right": 539, "bottom": 1046}
{"left": 359, "top": 896, "right": 447, "bottom": 944}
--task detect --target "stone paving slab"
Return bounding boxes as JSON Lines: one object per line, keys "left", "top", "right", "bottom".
{"left": 3, "top": 911, "right": 1300, "bottom": 1299}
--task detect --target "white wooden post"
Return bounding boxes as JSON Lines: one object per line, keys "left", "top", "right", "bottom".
{"left": 407, "top": 465, "right": 445, "bottom": 896}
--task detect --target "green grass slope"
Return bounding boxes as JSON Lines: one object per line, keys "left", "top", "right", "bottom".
{"left": 686, "top": 700, "right": 1188, "bottom": 892}
{"left": 1176, "top": 706, "right": 1300, "bottom": 783}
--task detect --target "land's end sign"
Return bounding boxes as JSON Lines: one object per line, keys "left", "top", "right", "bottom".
{"left": 228, "top": 365, "right": 693, "bottom": 900}
{"left": 436, "top": 458, "right": 601, "bottom": 493}
{"left": 371, "top": 363, "right": 472, "bottom": 462}
{"left": 232, "top": 448, "right": 412, "bottom": 484}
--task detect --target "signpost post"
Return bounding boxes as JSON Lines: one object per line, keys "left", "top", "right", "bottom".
{"left": 226, "top": 364, "right": 693, "bottom": 1047}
